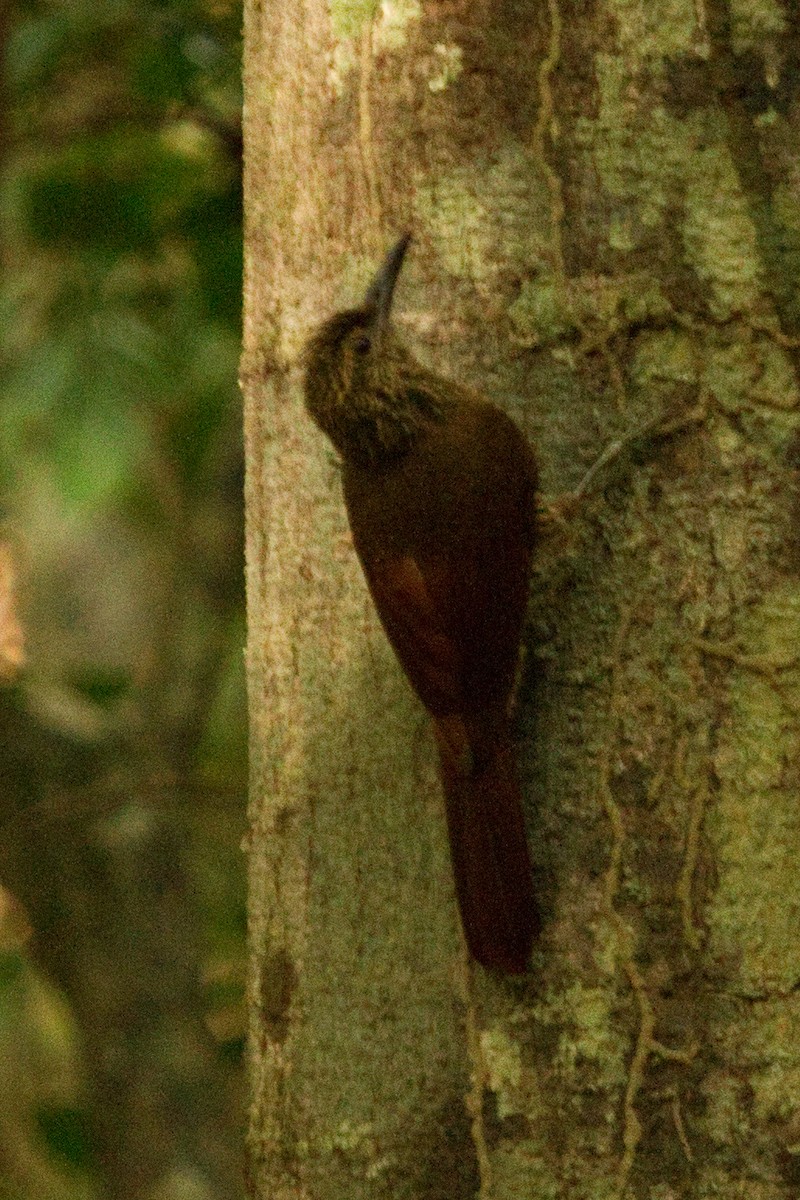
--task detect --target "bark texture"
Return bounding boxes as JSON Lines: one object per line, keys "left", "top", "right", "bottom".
{"left": 243, "top": 1, "right": 800, "bottom": 1196}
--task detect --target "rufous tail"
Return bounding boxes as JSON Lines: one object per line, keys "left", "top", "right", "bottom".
{"left": 433, "top": 716, "right": 539, "bottom": 974}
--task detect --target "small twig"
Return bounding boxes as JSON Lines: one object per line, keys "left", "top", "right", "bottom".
{"left": 572, "top": 435, "right": 627, "bottom": 500}
{"left": 671, "top": 1091, "right": 695, "bottom": 1163}
{"left": 542, "top": 400, "right": 708, "bottom": 520}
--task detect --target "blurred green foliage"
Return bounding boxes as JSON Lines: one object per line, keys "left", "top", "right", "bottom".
{"left": 0, "top": 0, "right": 246, "bottom": 1195}
{"left": 35, "top": 1105, "right": 93, "bottom": 1171}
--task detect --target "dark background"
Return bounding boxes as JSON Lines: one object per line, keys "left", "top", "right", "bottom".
{"left": 0, "top": 0, "right": 247, "bottom": 1196}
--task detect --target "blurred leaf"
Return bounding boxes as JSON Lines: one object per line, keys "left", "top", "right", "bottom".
{"left": 0, "top": 951, "right": 25, "bottom": 987}
{"left": 54, "top": 402, "right": 146, "bottom": 512}
{"left": 168, "top": 399, "right": 225, "bottom": 486}
{"left": 182, "top": 30, "right": 226, "bottom": 72}
{"left": 132, "top": 31, "right": 200, "bottom": 104}
{"left": 24, "top": 129, "right": 220, "bottom": 255}
{"left": 28, "top": 173, "right": 153, "bottom": 256}
{"left": 1, "top": 336, "right": 82, "bottom": 425}
{"left": 5, "top": 14, "right": 71, "bottom": 90}
{"left": 181, "top": 191, "right": 242, "bottom": 323}
{"left": 185, "top": 323, "right": 241, "bottom": 394}
{"left": 203, "top": 985, "right": 244, "bottom": 1046}
{"left": 91, "top": 309, "right": 163, "bottom": 372}
{"left": 69, "top": 666, "right": 130, "bottom": 709}
{"left": 35, "top": 1104, "right": 93, "bottom": 1170}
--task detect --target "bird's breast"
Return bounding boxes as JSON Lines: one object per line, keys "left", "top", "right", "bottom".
{"left": 342, "top": 399, "right": 536, "bottom": 563}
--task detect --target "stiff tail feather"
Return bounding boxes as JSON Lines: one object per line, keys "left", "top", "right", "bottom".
{"left": 434, "top": 716, "right": 539, "bottom": 973}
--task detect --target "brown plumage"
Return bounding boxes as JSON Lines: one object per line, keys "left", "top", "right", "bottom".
{"left": 303, "top": 234, "right": 539, "bottom": 973}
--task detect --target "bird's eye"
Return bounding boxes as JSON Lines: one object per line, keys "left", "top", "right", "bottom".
{"left": 354, "top": 335, "right": 371, "bottom": 354}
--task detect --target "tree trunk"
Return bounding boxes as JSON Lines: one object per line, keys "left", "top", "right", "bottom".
{"left": 242, "top": 2, "right": 800, "bottom": 1197}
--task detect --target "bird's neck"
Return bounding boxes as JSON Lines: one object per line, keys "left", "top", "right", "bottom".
{"left": 337, "top": 359, "right": 454, "bottom": 470}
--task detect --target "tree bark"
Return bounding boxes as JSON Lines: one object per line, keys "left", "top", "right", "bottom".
{"left": 243, "top": 1, "right": 800, "bottom": 1197}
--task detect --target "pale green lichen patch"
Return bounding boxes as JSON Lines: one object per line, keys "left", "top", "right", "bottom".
{"left": 488, "top": 1150, "right": 561, "bottom": 1200}
{"left": 299, "top": 1117, "right": 397, "bottom": 1180}
{"left": 415, "top": 177, "right": 492, "bottom": 280}
{"left": 729, "top": 0, "right": 787, "bottom": 52}
{"left": 631, "top": 328, "right": 697, "bottom": 388}
{"left": 751, "top": 1052, "right": 800, "bottom": 1126}
{"left": 374, "top": 0, "right": 421, "bottom": 52}
{"left": 328, "top": 0, "right": 379, "bottom": 40}
{"left": 604, "top": 0, "right": 701, "bottom": 63}
{"left": 773, "top": 182, "right": 800, "bottom": 236}
{"left": 682, "top": 145, "right": 763, "bottom": 319}
{"left": 592, "top": 915, "right": 625, "bottom": 979}
{"left": 480, "top": 1027, "right": 524, "bottom": 1118}
{"left": 708, "top": 501, "right": 752, "bottom": 574}
{"left": 426, "top": 42, "right": 463, "bottom": 93}
{"left": 415, "top": 147, "right": 552, "bottom": 282}
{"left": 508, "top": 277, "right": 577, "bottom": 344}
{"left": 703, "top": 339, "right": 799, "bottom": 414}
{"left": 698, "top": 1069, "right": 747, "bottom": 1146}
{"left": 695, "top": 1177, "right": 783, "bottom": 1200}
{"left": 707, "top": 582, "right": 800, "bottom": 996}
{"left": 620, "top": 277, "right": 675, "bottom": 325}
{"left": 329, "top": 41, "right": 357, "bottom": 92}
{"left": 576, "top": 51, "right": 764, "bottom": 318}
{"left": 575, "top": 57, "right": 694, "bottom": 235}
{"left": 509, "top": 272, "right": 673, "bottom": 347}
{"left": 321, "top": 1118, "right": 375, "bottom": 1154}
{"left": 329, "top": 0, "right": 415, "bottom": 90}
{"left": 547, "top": 982, "right": 628, "bottom": 1092}
{"left": 703, "top": 341, "right": 766, "bottom": 414}
{"left": 698, "top": 1003, "right": 800, "bottom": 1170}
{"left": 608, "top": 212, "right": 637, "bottom": 252}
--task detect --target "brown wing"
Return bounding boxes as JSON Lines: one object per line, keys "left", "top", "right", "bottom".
{"left": 360, "top": 552, "right": 464, "bottom": 718}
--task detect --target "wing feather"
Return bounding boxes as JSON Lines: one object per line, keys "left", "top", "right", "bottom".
{"left": 360, "top": 553, "right": 463, "bottom": 717}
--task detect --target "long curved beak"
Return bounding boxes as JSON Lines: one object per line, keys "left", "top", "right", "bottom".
{"left": 362, "top": 232, "right": 411, "bottom": 330}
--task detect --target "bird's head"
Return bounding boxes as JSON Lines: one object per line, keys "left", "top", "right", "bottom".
{"left": 303, "top": 234, "right": 421, "bottom": 463}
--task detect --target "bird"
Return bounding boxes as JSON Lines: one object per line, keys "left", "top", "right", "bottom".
{"left": 303, "top": 233, "right": 539, "bottom": 973}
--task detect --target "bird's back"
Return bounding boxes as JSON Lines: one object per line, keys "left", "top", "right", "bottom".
{"left": 343, "top": 388, "right": 537, "bottom": 715}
